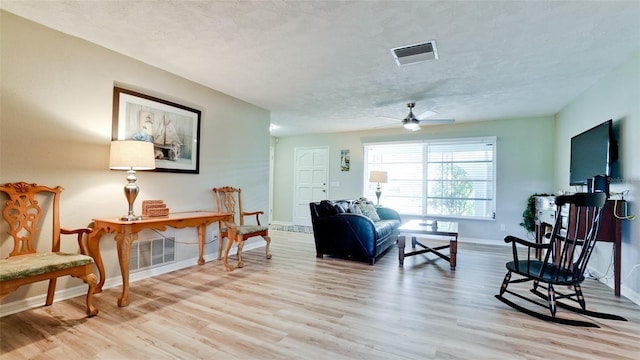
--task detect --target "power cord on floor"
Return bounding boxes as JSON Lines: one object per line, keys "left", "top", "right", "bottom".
{"left": 622, "top": 264, "right": 640, "bottom": 284}
{"left": 585, "top": 247, "right": 614, "bottom": 281}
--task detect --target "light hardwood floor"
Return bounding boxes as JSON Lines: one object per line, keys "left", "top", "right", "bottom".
{"left": 1, "top": 230, "right": 639, "bottom": 359}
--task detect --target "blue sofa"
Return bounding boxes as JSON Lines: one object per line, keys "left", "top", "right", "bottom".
{"left": 309, "top": 199, "right": 401, "bottom": 264}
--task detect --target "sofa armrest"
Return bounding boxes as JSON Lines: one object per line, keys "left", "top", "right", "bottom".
{"left": 376, "top": 207, "right": 401, "bottom": 222}
{"left": 312, "top": 213, "right": 377, "bottom": 255}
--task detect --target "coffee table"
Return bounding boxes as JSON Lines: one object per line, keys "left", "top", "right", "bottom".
{"left": 397, "top": 219, "right": 458, "bottom": 270}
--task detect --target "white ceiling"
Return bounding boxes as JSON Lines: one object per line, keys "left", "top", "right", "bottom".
{"left": 2, "top": 1, "right": 640, "bottom": 137}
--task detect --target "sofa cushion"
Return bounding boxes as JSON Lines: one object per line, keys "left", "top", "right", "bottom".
{"left": 374, "top": 219, "right": 400, "bottom": 239}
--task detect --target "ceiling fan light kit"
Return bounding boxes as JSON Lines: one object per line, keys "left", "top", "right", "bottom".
{"left": 403, "top": 121, "right": 421, "bottom": 131}
{"left": 376, "top": 102, "right": 455, "bottom": 131}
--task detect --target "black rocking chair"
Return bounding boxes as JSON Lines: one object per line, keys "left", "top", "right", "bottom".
{"left": 495, "top": 192, "right": 626, "bottom": 327}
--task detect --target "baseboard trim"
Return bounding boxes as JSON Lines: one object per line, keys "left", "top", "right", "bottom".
{"left": 456, "top": 236, "right": 509, "bottom": 246}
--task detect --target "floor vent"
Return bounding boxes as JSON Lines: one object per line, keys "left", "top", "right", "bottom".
{"left": 391, "top": 40, "right": 439, "bottom": 66}
{"left": 129, "top": 237, "right": 176, "bottom": 271}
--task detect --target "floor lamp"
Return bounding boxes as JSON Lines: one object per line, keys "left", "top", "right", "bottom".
{"left": 369, "top": 170, "right": 388, "bottom": 206}
{"left": 110, "top": 140, "right": 156, "bottom": 221}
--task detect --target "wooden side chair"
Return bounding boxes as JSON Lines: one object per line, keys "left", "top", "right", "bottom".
{"left": 0, "top": 182, "right": 98, "bottom": 317}
{"left": 495, "top": 192, "right": 625, "bottom": 327}
{"left": 212, "top": 186, "right": 271, "bottom": 271}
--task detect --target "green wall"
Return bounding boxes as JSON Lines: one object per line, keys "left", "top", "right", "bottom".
{"left": 273, "top": 116, "right": 556, "bottom": 243}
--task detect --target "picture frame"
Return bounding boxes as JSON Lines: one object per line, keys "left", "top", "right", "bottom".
{"left": 112, "top": 87, "right": 201, "bottom": 174}
{"left": 340, "top": 149, "right": 350, "bottom": 171}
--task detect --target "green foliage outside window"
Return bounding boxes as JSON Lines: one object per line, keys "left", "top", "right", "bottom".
{"left": 429, "top": 164, "right": 473, "bottom": 216}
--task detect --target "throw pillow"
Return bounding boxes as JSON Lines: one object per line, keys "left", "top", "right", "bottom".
{"left": 359, "top": 203, "right": 381, "bottom": 222}
{"left": 348, "top": 203, "right": 362, "bottom": 215}
{"left": 319, "top": 200, "right": 337, "bottom": 217}
{"left": 335, "top": 201, "right": 348, "bottom": 213}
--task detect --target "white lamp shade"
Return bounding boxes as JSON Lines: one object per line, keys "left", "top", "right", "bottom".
{"left": 109, "top": 140, "right": 156, "bottom": 170}
{"left": 369, "top": 170, "right": 388, "bottom": 183}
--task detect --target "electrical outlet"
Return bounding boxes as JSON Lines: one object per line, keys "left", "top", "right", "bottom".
{"left": 500, "top": 224, "right": 506, "bottom": 232}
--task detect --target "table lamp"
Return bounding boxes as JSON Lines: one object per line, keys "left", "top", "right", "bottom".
{"left": 369, "top": 170, "right": 388, "bottom": 206}
{"left": 109, "top": 140, "right": 156, "bottom": 221}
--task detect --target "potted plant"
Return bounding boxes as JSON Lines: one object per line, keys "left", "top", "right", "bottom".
{"left": 520, "top": 193, "right": 550, "bottom": 232}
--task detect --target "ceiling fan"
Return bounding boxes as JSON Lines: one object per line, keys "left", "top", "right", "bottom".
{"left": 377, "top": 102, "right": 455, "bottom": 131}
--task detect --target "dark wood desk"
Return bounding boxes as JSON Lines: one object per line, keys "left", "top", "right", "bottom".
{"left": 397, "top": 219, "right": 458, "bottom": 270}
{"left": 87, "top": 211, "right": 233, "bottom": 307}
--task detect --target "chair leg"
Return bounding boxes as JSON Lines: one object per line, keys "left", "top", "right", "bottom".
{"left": 217, "top": 234, "right": 224, "bottom": 260}
{"left": 223, "top": 236, "right": 235, "bottom": 272}
{"left": 548, "top": 283, "right": 557, "bottom": 318}
{"left": 236, "top": 237, "right": 245, "bottom": 268}
{"left": 81, "top": 273, "right": 99, "bottom": 317}
{"left": 45, "top": 278, "right": 57, "bottom": 306}
{"left": 499, "top": 271, "right": 511, "bottom": 296}
{"left": 263, "top": 235, "right": 272, "bottom": 259}
{"left": 532, "top": 280, "right": 539, "bottom": 291}
{"left": 574, "top": 284, "right": 586, "bottom": 310}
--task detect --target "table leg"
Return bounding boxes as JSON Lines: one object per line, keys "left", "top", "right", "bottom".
{"left": 197, "top": 223, "right": 206, "bottom": 265}
{"left": 614, "top": 240, "right": 621, "bottom": 296}
{"left": 217, "top": 221, "right": 224, "bottom": 260}
{"left": 398, "top": 235, "right": 406, "bottom": 267}
{"left": 450, "top": 237, "right": 457, "bottom": 271}
{"left": 115, "top": 230, "right": 137, "bottom": 307}
{"left": 87, "top": 229, "right": 106, "bottom": 293}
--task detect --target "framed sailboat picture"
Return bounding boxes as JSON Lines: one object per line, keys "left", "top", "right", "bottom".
{"left": 112, "top": 87, "right": 201, "bottom": 173}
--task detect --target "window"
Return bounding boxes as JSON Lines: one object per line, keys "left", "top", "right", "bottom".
{"left": 364, "top": 137, "right": 496, "bottom": 219}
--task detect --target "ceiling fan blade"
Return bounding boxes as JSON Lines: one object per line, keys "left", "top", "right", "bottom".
{"left": 418, "top": 119, "right": 455, "bottom": 125}
{"left": 372, "top": 123, "right": 399, "bottom": 129}
{"left": 416, "top": 110, "right": 436, "bottom": 120}
{"left": 376, "top": 116, "right": 402, "bottom": 121}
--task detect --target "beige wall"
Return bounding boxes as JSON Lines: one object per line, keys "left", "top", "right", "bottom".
{"left": 555, "top": 51, "right": 640, "bottom": 302}
{"left": 273, "top": 116, "right": 556, "bottom": 243}
{"left": 1, "top": 12, "right": 271, "bottom": 310}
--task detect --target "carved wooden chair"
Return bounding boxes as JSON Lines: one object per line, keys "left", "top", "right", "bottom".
{"left": 0, "top": 182, "right": 98, "bottom": 317}
{"left": 212, "top": 186, "right": 271, "bottom": 271}
{"left": 495, "top": 192, "right": 625, "bottom": 327}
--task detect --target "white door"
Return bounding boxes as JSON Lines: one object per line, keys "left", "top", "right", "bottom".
{"left": 293, "top": 146, "right": 329, "bottom": 225}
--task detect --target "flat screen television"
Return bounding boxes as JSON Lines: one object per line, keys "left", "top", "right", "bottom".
{"left": 569, "top": 119, "right": 618, "bottom": 186}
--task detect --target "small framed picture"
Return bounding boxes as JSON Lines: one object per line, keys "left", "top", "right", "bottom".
{"left": 341, "top": 149, "right": 350, "bottom": 171}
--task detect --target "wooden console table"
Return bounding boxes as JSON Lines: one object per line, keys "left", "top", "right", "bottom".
{"left": 536, "top": 198, "right": 624, "bottom": 296}
{"left": 87, "top": 211, "right": 233, "bottom": 307}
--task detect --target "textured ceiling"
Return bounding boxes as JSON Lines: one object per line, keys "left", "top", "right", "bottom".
{"left": 2, "top": 1, "right": 640, "bottom": 136}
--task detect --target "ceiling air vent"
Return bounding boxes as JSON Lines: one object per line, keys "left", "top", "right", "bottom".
{"left": 391, "top": 40, "right": 439, "bottom": 66}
